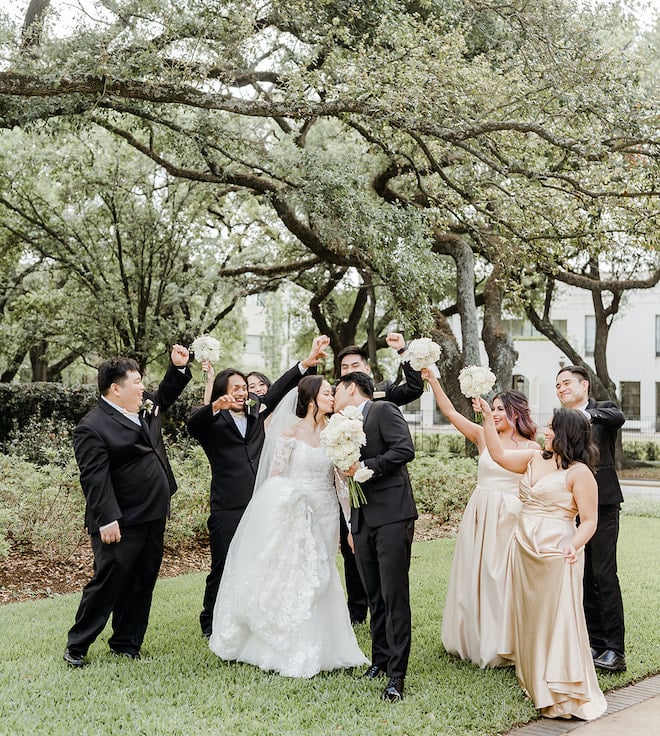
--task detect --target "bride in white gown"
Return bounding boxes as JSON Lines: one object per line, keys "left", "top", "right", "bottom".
{"left": 208, "top": 375, "right": 369, "bottom": 677}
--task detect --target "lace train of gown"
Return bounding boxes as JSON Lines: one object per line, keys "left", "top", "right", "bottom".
{"left": 500, "top": 458, "right": 606, "bottom": 720}
{"left": 441, "top": 447, "right": 522, "bottom": 668}
{"left": 208, "top": 438, "right": 368, "bottom": 678}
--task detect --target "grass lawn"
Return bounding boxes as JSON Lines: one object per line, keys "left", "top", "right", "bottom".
{"left": 1, "top": 515, "right": 658, "bottom": 736}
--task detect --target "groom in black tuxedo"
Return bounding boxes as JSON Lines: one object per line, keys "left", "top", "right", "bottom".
{"left": 64, "top": 345, "right": 192, "bottom": 667}
{"left": 556, "top": 365, "right": 627, "bottom": 672}
{"left": 336, "top": 334, "right": 423, "bottom": 625}
{"left": 334, "top": 371, "right": 417, "bottom": 701}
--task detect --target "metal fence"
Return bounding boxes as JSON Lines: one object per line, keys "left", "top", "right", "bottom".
{"left": 405, "top": 415, "right": 660, "bottom": 445}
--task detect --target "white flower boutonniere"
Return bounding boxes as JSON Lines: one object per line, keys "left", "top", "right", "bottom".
{"left": 140, "top": 399, "right": 155, "bottom": 416}
{"left": 244, "top": 398, "right": 257, "bottom": 409}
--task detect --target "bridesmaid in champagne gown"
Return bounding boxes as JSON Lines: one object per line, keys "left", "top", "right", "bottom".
{"left": 421, "top": 369, "right": 538, "bottom": 668}
{"left": 479, "top": 400, "right": 607, "bottom": 721}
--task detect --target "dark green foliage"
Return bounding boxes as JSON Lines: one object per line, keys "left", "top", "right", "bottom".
{"left": 412, "top": 431, "right": 473, "bottom": 458}
{"left": 0, "top": 381, "right": 205, "bottom": 448}
{"left": 0, "top": 383, "right": 97, "bottom": 447}
{"left": 0, "top": 424, "right": 478, "bottom": 557}
{"left": 408, "top": 452, "right": 477, "bottom": 522}
{"left": 623, "top": 440, "right": 660, "bottom": 462}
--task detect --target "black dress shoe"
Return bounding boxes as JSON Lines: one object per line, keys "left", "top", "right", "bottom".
{"left": 593, "top": 649, "right": 626, "bottom": 672}
{"left": 110, "top": 649, "right": 141, "bottom": 660}
{"left": 350, "top": 617, "right": 366, "bottom": 626}
{"left": 63, "top": 648, "right": 86, "bottom": 667}
{"left": 590, "top": 647, "right": 599, "bottom": 659}
{"left": 382, "top": 677, "right": 404, "bottom": 701}
{"left": 363, "top": 664, "right": 385, "bottom": 679}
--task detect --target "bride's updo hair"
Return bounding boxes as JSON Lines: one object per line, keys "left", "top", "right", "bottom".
{"left": 295, "top": 375, "right": 325, "bottom": 419}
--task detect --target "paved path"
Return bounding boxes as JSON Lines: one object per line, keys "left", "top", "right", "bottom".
{"left": 505, "top": 674, "right": 660, "bottom": 736}
{"left": 620, "top": 479, "right": 660, "bottom": 499}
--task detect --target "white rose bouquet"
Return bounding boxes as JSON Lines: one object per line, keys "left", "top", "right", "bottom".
{"left": 458, "top": 365, "right": 496, "bottom": 421}
{"left": 320, "top": 406, "right": 373, "bottom": 507}
{"left": 190, "top": 335, "right": 221, "bottom": 366}
{"left": 402, "top": 337, "right": 442, "bottom": 371}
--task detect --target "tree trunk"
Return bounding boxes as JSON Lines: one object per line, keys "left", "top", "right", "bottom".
{"left": 481, "top": 266, "right": 518, "bottom": 394}
{"left": 444, "top": 238, "right": 480, "bottom": 367}
{"left": 29, "top": 340, "right": 48, "bottom": 381}
{"left": 0, "top": 347, "right": 28, "bottom": 383}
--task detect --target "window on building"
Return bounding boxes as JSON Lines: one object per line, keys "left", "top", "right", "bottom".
{"left": 585, "top": 315, "right": 596, "bottom": 356}
{"left": 245, "top": 294, "right": 266, "bottom": 307}
{"left": 656, "top": 315, "right": 660, "bottom": 356}
{"left": 244, "top": 334, "right": 262, "bottom": 353}
{"left": 656, "top": 383, "right": 660, "bottom": 432}
{"left": 503, "top": 318, "right": 567, "bottom": 338}
{"left": 620, "top": 381, "right": 641, "bottom": 421}
{"left": 512, "top": 374, "right": 529, "bottom": 396}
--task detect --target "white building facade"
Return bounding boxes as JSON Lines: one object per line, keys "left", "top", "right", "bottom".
{"left": 416, "top": 280, "right": 660, "bottom": 439}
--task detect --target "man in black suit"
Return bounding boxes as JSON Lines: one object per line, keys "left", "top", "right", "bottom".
{"left": 336, "top": 334, "right": 423, "bottom": 625}
{"left": 64, "top": 345, "right": 192, "bottom": 667}
{"left": 334, "top": 371, "right": 417, "bottom": 701}
{"left": 556, "top": 365, "right": 626, "bottom": 672}
{"left": 187, "top": 336, "right": 329, "bottom": 638}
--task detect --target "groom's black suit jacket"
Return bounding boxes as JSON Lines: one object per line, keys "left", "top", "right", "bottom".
{"left": 350, "top": 400, "right": 417, "bottom": 533}
{"left": 73, "top": 364, "right": 192, "bottom": 535}
{"left": 187, "top": 363, "right": 312, "bottom": 511}
{"left": 585, "top": 397, "right": 625, "bottom": 506}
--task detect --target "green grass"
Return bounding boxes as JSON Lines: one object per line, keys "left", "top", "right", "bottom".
{"left": 1, "top": 516, "right": 658, "bottom": 736}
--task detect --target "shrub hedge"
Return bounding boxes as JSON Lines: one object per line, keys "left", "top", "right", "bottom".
{"left": 622, "top": 440, "right": 660, "bottom": 462}
{"left": 0, "top": 381, "right": 205, "bottom": 448}
{"left": 0, "top": 422, "right": 477, "bottom": 558}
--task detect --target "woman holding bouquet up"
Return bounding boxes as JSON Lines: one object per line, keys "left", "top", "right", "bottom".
{"left": 420, "top": 368, "right": 539, "bottom": 668}
{"left": 208, "top": 375, "right": 368, "bottom": 677}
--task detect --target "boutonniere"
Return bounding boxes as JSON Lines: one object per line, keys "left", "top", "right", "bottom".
{"left": 140, "top": 399, "right": 157, "bottom": 416}
{"left": 244, "top": 398, "right": 257, "bottom": 409}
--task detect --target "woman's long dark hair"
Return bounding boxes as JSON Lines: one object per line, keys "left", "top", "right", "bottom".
{"left": 295, "top": 375, "right": 325, "bottom": 419}
{"left": 493, "top": 390, "right": 537, "bottom": 442}
{"left": 210, "top": 369, "right": 247, "bottom": 403}
{"left": 542, "top": 408, "right": 599, "bottom": 472}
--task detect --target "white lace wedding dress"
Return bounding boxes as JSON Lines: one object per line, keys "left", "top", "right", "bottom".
{"left": 208, "top": 436, "right": 369, "bottom": 677}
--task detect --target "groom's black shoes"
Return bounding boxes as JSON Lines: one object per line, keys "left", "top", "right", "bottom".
{"left": 382, "top": 677, "right": 404, "bottom": 701}
{"left": 593, "top": 649, "right": 626, "bottom": 672}
{"left": 363, "top": 665, "right": 385, "bottom": 679}
{"left": 63, "top": 648, "right": 86, "bottom": 667}
{"left": 110, "top": 648, "right": 141, "bottom": 660}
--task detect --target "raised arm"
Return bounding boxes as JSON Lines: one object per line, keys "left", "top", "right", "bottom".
{"left": 382, "top": 332, "right": 424, "bottom": 406}
{"left": 477, "top": 397, "right": 535, "bottom": 473}
{"left": 201, "top": 360, "right": 214, "bottom": 405}
{"left": 586, "top": 401, "right": 625, "bottom": 430}
{"left": 421, "top": 368, "right": 483, "bottom": 448}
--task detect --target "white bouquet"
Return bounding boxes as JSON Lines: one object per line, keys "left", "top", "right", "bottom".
{"left": 320, "top": 406, "right": 373, "bottom": 507}
{"left": 190, "top": 335, "right": 221, "bottom": 364}
{"left": 403, "top": 337, "right": 441, "bottom": 371}
{"left": 458, "top": 365, "right": 496, "bottom": 421}
{"left": 458, "top": 365, "right": 496, "bottom": 398}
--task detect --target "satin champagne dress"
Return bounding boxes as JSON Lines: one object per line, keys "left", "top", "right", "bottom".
{"left": 441, "top": 447, "right": 523, "bottom": 668}
{"left": 500, "top": 455, "right": 607, "bottom": 720}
